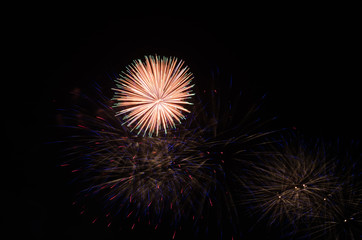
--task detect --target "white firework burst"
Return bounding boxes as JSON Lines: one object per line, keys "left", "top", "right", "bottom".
{"left": 112, "top": 55, "right": 194, "bottom": 136}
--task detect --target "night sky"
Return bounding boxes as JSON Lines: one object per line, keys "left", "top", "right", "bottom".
{"left": 6, "top": 5, "right": 361, "bottom": 240}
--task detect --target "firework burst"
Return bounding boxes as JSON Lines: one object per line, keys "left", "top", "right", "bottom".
{"left": 239, "top": 134, "right": 339, "bottom": 236}
{"left": 58, "top": 65, "right": 274, "bottom": 239}
{"left": 59, "top": 85, "right": 223, "bottom": 237}
{"left": 112, "top": 55, "right": 194, "bottom": 137}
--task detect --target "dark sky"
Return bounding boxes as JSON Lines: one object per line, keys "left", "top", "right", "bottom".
{"left": 6, "top": 5, "right": 361, "bottom": 240}
{"left": 15, "top": 6, "right": 361, "bottom": 138}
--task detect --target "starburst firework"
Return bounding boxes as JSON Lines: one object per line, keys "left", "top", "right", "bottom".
{"left": 112, "top": 55, "right": 194, "bottom": 136}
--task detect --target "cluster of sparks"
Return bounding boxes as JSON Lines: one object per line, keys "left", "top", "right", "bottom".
{"left": 60, "top": 55, "right": 361, "bottom": 239}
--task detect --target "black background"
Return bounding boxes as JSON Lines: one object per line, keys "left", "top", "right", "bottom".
{"left": 5, "top": 4, "right": 361, "bottom": 239}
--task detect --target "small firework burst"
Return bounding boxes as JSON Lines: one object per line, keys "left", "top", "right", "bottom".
{"left": 112, "top": 55, "right": 194, "bottom": 137}
{"left": 239, "top": 134, "right": 338, "bottom": 234}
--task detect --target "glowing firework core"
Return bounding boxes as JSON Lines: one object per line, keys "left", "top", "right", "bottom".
{"left": 113, "top": 55, "right": 194, "bottom": 136}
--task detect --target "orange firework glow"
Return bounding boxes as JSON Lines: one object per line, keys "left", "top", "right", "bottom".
{"left": 112, "top": 55, "right": 194, "bottom": 136}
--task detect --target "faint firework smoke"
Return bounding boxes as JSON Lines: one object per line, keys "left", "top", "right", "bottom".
{"left": 181, "top": 70, "right": 276, "bottom": 239}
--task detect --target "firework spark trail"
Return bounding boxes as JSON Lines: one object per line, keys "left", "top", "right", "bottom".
{"left": 112, "top": 55, "right": 194, "bottom": 136}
